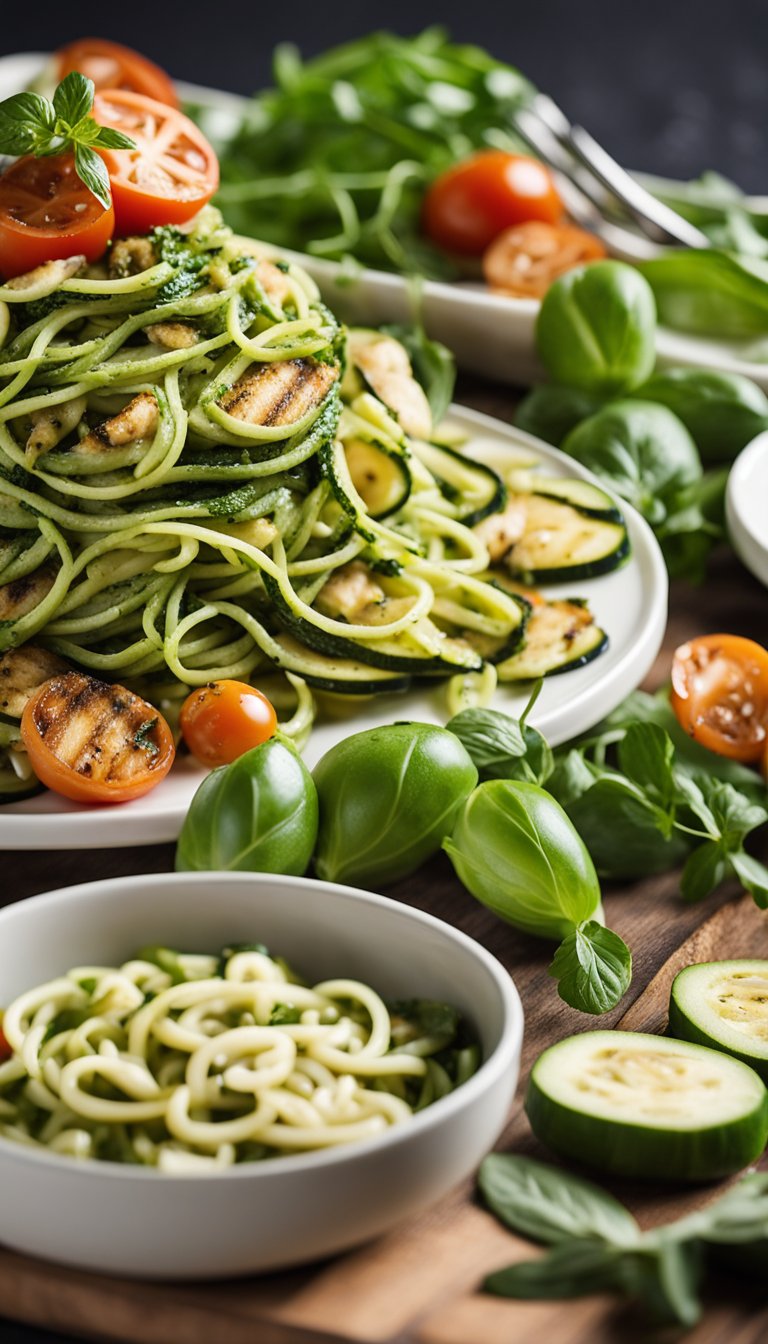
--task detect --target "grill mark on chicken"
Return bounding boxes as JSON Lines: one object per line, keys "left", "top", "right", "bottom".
{"left": 0, "top": 646, "right": 70, "bottom": 717}
{"left": 31, "top": 673, "right": 161, "bottom": 783}
{"left": 219, "top": 359, "right": 337, "bottom": 427}
{"left": 0, "top": 568, "right": 56, "bottom": 621}
{"left": 74, "top": 393, "right": 159, "bottom": 456}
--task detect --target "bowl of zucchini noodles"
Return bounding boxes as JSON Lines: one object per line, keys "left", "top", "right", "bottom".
{"left": 0, "top": 871, "right": 521, "bottom": 1278}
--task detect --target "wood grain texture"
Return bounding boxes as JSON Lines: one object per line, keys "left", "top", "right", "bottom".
{"left": 3, "top": 380, "right": 768, "bottom": 1344}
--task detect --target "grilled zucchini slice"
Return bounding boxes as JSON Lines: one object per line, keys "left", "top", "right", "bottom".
{"left": 527, "top": 1030, "right": 768, "bottom": 1182}
{"left": 269, "top": 632, "right": 411, "bottom": 693}
{"left": 343, "top": 437, "right": 411, "bottom": 519}
{"left": 669, "top": 961, "right": 768, "bottom": 1083}
{"left": 530, "top": 478, "right": 624, "bottom": 522}
{"left": 410, "top": 440, "right": 505, "bottom": 526}
{"left": 495, "top": 597, "right": 608, "bottom": 681}
{"left": 476, "top": 491, "right": 629, "bottom": 582}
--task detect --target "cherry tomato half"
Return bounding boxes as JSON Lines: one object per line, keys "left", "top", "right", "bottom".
{"left": 94, "top": 90, "right": 219, "bottom": 235}
{"left": 56, "top": 38, "right": 179, "bottom": 108}
{"left": 21, "top": 672, "right": 175, "bottom": 804}
{"left": 422, "top": 151, "right": 563, "bottom": 256}
{"left": 483, "top": 220, "right": 606, "bottom": 298}
{"left": 0, "top": 154, "right": 114, "bottom": 280}
{"left": 670, "top": 634, "right": 768, "bottom": 763}
{"left": 180, "top": 681, "right": 278, "bottom": 767}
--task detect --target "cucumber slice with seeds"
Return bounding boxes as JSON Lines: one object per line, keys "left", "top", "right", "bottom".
{"left": 669, "top": 961, "right": 768, "bottom": 1082}
{"left": 526, "top": 1030, "right": 768, "bottom": 1181}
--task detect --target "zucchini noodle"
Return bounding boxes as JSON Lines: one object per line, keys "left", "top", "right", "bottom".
{"left": 0, "top": 945, "right": 479, "bottom": 1169}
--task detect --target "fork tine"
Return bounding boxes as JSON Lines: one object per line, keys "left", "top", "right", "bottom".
{"left": 527, "top": 93, "right": 710, "bottom": 250}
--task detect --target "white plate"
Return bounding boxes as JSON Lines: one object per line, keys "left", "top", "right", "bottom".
{"left": 4, "top": 53, "right": 768, "bottom": 387}
{"left": 726, "top": 430, "right": 768, "bottom": 587}
{"left": 0, "top": 405, "right": 668, "bottom": 849}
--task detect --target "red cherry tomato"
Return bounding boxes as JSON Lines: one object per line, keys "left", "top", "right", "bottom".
{"left": 93, "top": 90, "right": 219, "bottom": 234}
{"left": 56, "top": 38, "right": 179, "bottom": 108}
{"left": 0, "top": 154, "right": 114, "bottom": 280}
{"left": 422, "top": 151, "right": 563, "bottom": 256}
{"left": 21, "top": 672, "right": 175, "bottom": 804}
{"left": 671, "top": 634, "right": 768, "bottom": 763}
{"left": 180, "top": 681, "right": 278, "bottom": 767}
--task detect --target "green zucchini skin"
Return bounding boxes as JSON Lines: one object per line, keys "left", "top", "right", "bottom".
{"left": 669, "top": 961, "right": 768, "bottom": 1083}
{"left": 507, "top": 531, "right": 631, "bottom": 584}
{"left": 526, "top": 1030, "right": 768, "bottom": 1182}
{"left": 532, "top": 480, "right": 625, "bottom": 524}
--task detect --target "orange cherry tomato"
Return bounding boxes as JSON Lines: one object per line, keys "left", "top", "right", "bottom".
{"left": 180, "top": 681, "right": 278, "bottom": 767}
{"left": 93, "top": 90, "right": 219, "bottom": 235}
{"left": 0, "top": 154, "right": 114, "bottom": 280}
{"left": 483, "top": 220, "right": 606, "bottom": 298}
{"left": 670, "top": 634, "right": 768, "bottom": 763}
{"left": 56, "top": 38, "right": 179, "bottom": 108}
{"left": 21, "top": 672, "right": 175, "bottom": 805}
{"left": 422, "top": 151, "right": 563, "bottom": 256}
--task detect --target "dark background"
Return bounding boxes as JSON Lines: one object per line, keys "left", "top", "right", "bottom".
{"left": 0, "top": 2, "right": 767, "bottom": 1341}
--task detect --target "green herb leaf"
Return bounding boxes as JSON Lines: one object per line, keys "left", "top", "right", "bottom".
{"left": 617, "top": 722, "right": 677, "bottom": 810}
{"left": 680, "top": 840, "right": 727, "bottom": 903}
{"left": 478, "top": 1153, "right": 640, "bottom": 1247}
{"left": 269, "top": 1003, "right": 301, "bottom": 1026}
{"left": 549, "top": 920, "right": 632, "bottom": 1014}
{"left": 729, "top": 850, "right": 768, "bottom": 908}
{"left": 52, "top": 72, "right": 94, "bottom": 128}
{"left": 484, "top": 1239, "right": 623, "bottom": 1300}
{"left": 91, "top": 125, "right": 136, "bottom": 151}
{"left": 73, "top": 143, "right": 112, "bottom": 211}
{"left": 0, "top": 91, "right": 56, "bottom": 155}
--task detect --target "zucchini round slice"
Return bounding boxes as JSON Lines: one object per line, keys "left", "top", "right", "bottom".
{"left": 343, "top": 437, "right": 411, "bottom": 519}
{"left": 526, "top": 1030, "right": 768, "bottom": 1181}
{"left": 495, "top": 598, "right": 608, "bottom": 681}
{"left": 669, "top": 961, "right": 768, "bottom": 1082}
{"left": 506, "top": 495, "right": 629, "bottom": 582}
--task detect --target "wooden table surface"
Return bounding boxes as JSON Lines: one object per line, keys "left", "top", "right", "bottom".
{"left": 2, "top": 380, "right": 768, "bottom": 1344}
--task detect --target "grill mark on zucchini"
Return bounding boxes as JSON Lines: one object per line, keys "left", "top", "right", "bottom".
{"left": 495, "top": 597, "right": 608, "bottom": 680}
{"left": 219, "top": 359, "right": 338, "bottom": 428}
{"left": 31, "top": 673, "right": 163, "bottom": 784}
{"left": 477, "top": 490, "right": 629, "bottom": 582}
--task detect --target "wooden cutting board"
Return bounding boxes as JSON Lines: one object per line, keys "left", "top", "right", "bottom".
{"left": 3, "top": 384, "right": 768, "bottom": 1344}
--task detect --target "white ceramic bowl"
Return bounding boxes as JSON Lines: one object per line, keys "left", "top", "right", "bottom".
{"left": 0, "top": 872, "right": 522, "bottom": 1279}
{"left": 726, "top": 431, "right": 768, "bottom": 589}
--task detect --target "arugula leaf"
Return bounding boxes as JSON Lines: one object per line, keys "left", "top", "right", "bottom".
{"left": 549, "top": 920, "right": 632, "bottom": 1015}
{"left": 478, "top": 1153, "right": 640, "bottom": 1247}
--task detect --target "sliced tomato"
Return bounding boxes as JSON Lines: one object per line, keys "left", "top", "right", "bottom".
{"left": 671, "top": 634, "right": 768, "bottom": 762}
{"left": 483, "top": 220, "right": 607, "bottom": 298}
{"left": 0, "top": 154, "right": 114, "bottom": 280}
{"left": 93, "top": 90, "right": 219, "bottom": 234}
{"left": 422, "top": 151, "right": 563, "bottom": 256}
{"left": 180, "top": 680, "right": 278, "bottom": 767}
{"left": 21, "top": 671, "right": 175, "bottom": 805}
{"left": 56, "top": 38, "right": 179, "bottom": 107}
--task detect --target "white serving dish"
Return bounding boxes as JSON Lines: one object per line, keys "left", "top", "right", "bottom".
{"left": 726, "top": 430, "right": 768, "bottom": 588}
{"left": 0, "top": 871, "right": 522, "bottom": 1279}
{"left": 0, "top": 405, "right": 668, "bottom": 849}
{"left": 2, "top": 54, "right": 768, "bottom": 387}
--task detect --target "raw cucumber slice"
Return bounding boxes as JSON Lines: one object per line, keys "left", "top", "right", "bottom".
{"left": 669, "top": 960, "right": 768, "bottom": 1082}
{"left": 526, "top": 1030, "right": 768, "bottom": 1181}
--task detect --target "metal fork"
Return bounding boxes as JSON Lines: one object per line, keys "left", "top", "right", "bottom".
{"left": 511, "top": 93, "right": 710, "bottom": 261}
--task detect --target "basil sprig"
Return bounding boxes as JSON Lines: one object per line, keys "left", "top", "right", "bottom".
{"left": 480, "top": 1154, "right": 768, "bottom": 1326}
{"left": 0, "top": 73, "right": 135, "bottom": 209}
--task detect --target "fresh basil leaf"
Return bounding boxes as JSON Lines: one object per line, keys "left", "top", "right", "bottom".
{"left": 617, "top": 722, "right": 677, "bottom": 809}
{"left": 0, "top": 91, "right": 55, "bottom": 154}
{"left": 694, "top": 1172, "right": 768, "bottom": 1243}
{"left": 478, "top": 1153, "right": 640, "bottom": 1247}
{"left": 549, "top": 920, "right": 632, "bottom": 1014}
{"left": 672, "top": 771, "right": 720, "bottom": 837}
{"left": 448, "top": 707, "right": 526, "bottom": 771}
{"left": 484, "top": 1238, "right": 623, "bottom": 1300}
{"left": 547, "top": 748, "right": 598, "bottom": 808}
{"left": 73, "top": 143, "right": 112, "bottom": 210}
{"left": 514, "top": 384, "right": 605, "bottom": 447}
{"left": 617, "top": 1240, "right": 704, "bottom": 1327}
{"left": 705, "top": 780, "right": 768, "bottom": 847}
{"left": 680, "top": 840, "right": 727, "bottom": 903}
{"left": 564, "top": 775, "right": 691, "bottom": 878}
{"left": 729, "top": 850, "right": 768, "bottom": 908}
{"left": 91, "top": 126, "right": 136, "bottom": 151}
{"left": 52, "top": 72, "right": 94, "bottom": 128}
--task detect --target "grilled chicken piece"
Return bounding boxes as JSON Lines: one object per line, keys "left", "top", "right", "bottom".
{"left": 25, "top": 396, "right": 87, "bottom": 467}
{"left": 145, "top": 321, "right": 198, "bottom": 350}
{"left": 219, "top": 359, "right": 338, "bottom": 428}
{"left": 0, "top": 646, "right": 70, "bottom": 718}
{"left": 348, "top": 332, "right": 432, "bottom": 440}
{"left": 316, "top": 561, "right": 414, "bottom": 626}
{"left": 473, "top": 498, "right": 528, "bottom": 563}
{"left": 109, "top": 237, "right": 157, "bottom": 278}
{"left": 6, "top": 256, "right": 86, "bottom": 293}
{"left": 73, "top": 393, "right": 159, "bottom": 457}
{"left": 26, "top": 671, "right": 171, "bottom": 786}
{"left": 0, "top": 568, "right": 56, "bottom": 622}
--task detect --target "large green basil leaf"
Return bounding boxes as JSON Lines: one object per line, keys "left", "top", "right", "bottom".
{"left": 635, "top": 368, "right": 768, "bottom": 463}
{"left": 640, "top": 249, "right": 768, "bottom": 338}
{"left": 535, "top": 260, "right": 656, "bottom": 394}
{"left": 514, "top": 385, "right": 605, "bottom": 447}
{"left": 313, "top": 722, "right": 477, "bottom": 886}
{"left": 175, "top": 738, "right": 318, "bottom": 874}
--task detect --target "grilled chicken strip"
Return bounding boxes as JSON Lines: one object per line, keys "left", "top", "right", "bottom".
{"left": 74, "top": 393, "right": 159, "bottom": 457}
{"left": 0, "top": 569, "right": 56, "bottom": 622}
{"left": 6, "top": 256, "right": 85, "bottom": 293}
{"left": 145, "top": 321, "right": 198, "bottom": 350}
{"left": 348, "top": 333, "right": 432, "bottom": 440}
{"left": 109, "top": 237, "right": 157, "bottom": 278}
{"left": 219, "top": 358, "right": 338, "bottom": 428}
{"left": 25, "top": 396, "right": 88, "bottom": 467}
{"left": 0, "top": 646, "right": 70, "bottom": 718}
